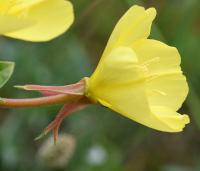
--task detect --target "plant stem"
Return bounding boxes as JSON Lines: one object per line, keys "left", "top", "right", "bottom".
{"left": 0, "top": 94, "right": 82, "bottom": 108}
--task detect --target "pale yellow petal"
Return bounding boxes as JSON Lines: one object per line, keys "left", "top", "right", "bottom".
{"left": 89, "top": 73, "right": 151, "bottom": 125}
{"left": 86, "top": 47, "right": 151, "bottom": 126}
{"left": 88, "top": 64, "right": 189, "bottom": 132}
{"left": 10, "top": 0, "right": 45, "bottom": 12}
{"left": 132, "top": 39, "right": 188, "bottom": 110}
{"left": 146, "top": 73, "right": 188, "bottom": 111}
{"left": 96, "top": 86, "right": 189, "bottom": 132}
{"left": 149, "top": 106, "right": 190, "bottom": 132}
{"left": 86, "top": 47, "right": 189, "bottom": 132}
{"left": 132, "top": 39, "right": 181, "bottom": 75}
{"left": 113, "top": 105, "right": 189, "bottom": 132}
{"left": 0, "top": 14, "right": 33, "bottom": 33}
{"left": 4, "top": 0, "right": 74, "bottom": 41}
{"left": 102, "top": 5, "right": 156, "bottom": 60}
{"left": 89, "top": 47, "right": 144, "bottom": 91}
{"left": 0, "top": 0, "right": 44, "bottom": 14}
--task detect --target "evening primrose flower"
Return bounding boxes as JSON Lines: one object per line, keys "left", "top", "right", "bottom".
{"left": 85, "top": 5, "right": 189, "bottom": 132}
{"left": 0, "top": 5, "right": 189, "bottom": 143}
{"left": 0, "top": 0, "right": 74, "bottom": 41}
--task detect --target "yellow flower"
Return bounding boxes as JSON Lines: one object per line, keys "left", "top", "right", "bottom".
{"left": 0, "top": 0, "right": 74, "bottom": 41}
{"left": 84, "top": 5, "right": 190, "bottom": 132}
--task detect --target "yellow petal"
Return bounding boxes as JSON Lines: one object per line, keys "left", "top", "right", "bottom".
{"left": 132, "top": 39, "right": 181, "bottom": 75}
{"left": 112, "top": 105, "right": 189, "bottom": 132}
{"left": 0, "top": 14, "right": 33, "bottom": 33}
{"left": 147, "top": 74, "right": 188, "bottom": 111}
{"left": 86, "top": 47, "right": 152, "bottom": 124}
{"left": 0, "top": 0, "right": 44, "bottom": 14}
{"left": 3, "top": 0, "right": 74, "bottom": 41}
{"left": 149, "top": 106, "right": 189, "bottom": 132}
{"left": 102, "top": 5, "right": 156, "bottom": 60}
{"left": 86, "top": 47, "right": 189, "bottom": 133}
{"left": 89, "top": 47, "right": 144, "bottom": 93}
{"left": 132, "top": 39, "right": 189, "bottom": 110}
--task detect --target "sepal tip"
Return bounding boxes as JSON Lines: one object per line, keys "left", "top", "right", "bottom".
{"left": 14, "top": 85, "right": 26, "bottom": 90}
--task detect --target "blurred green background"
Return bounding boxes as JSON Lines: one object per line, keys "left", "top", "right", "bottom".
{"left": 0, "top": 0, "right": 200, "bottom": 171}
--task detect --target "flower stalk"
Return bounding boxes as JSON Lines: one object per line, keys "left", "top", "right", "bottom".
{"left": 0, "top": 94, "right": 81, "bottom": 108}
{"left": 0, "top": 79, "right": 90, "bottom": 143}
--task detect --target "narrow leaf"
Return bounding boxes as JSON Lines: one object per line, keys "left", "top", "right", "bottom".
{"left": 0, "top": 61, "right": 15, "bottom": 88}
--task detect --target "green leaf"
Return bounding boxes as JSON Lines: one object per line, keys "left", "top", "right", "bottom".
{"left": 0, "top": 61, "right": 15, "bottom": 88}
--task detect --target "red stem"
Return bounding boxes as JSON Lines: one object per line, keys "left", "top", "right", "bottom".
{"left": 0, "top": 94, "right": 82, "bottom": 108}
